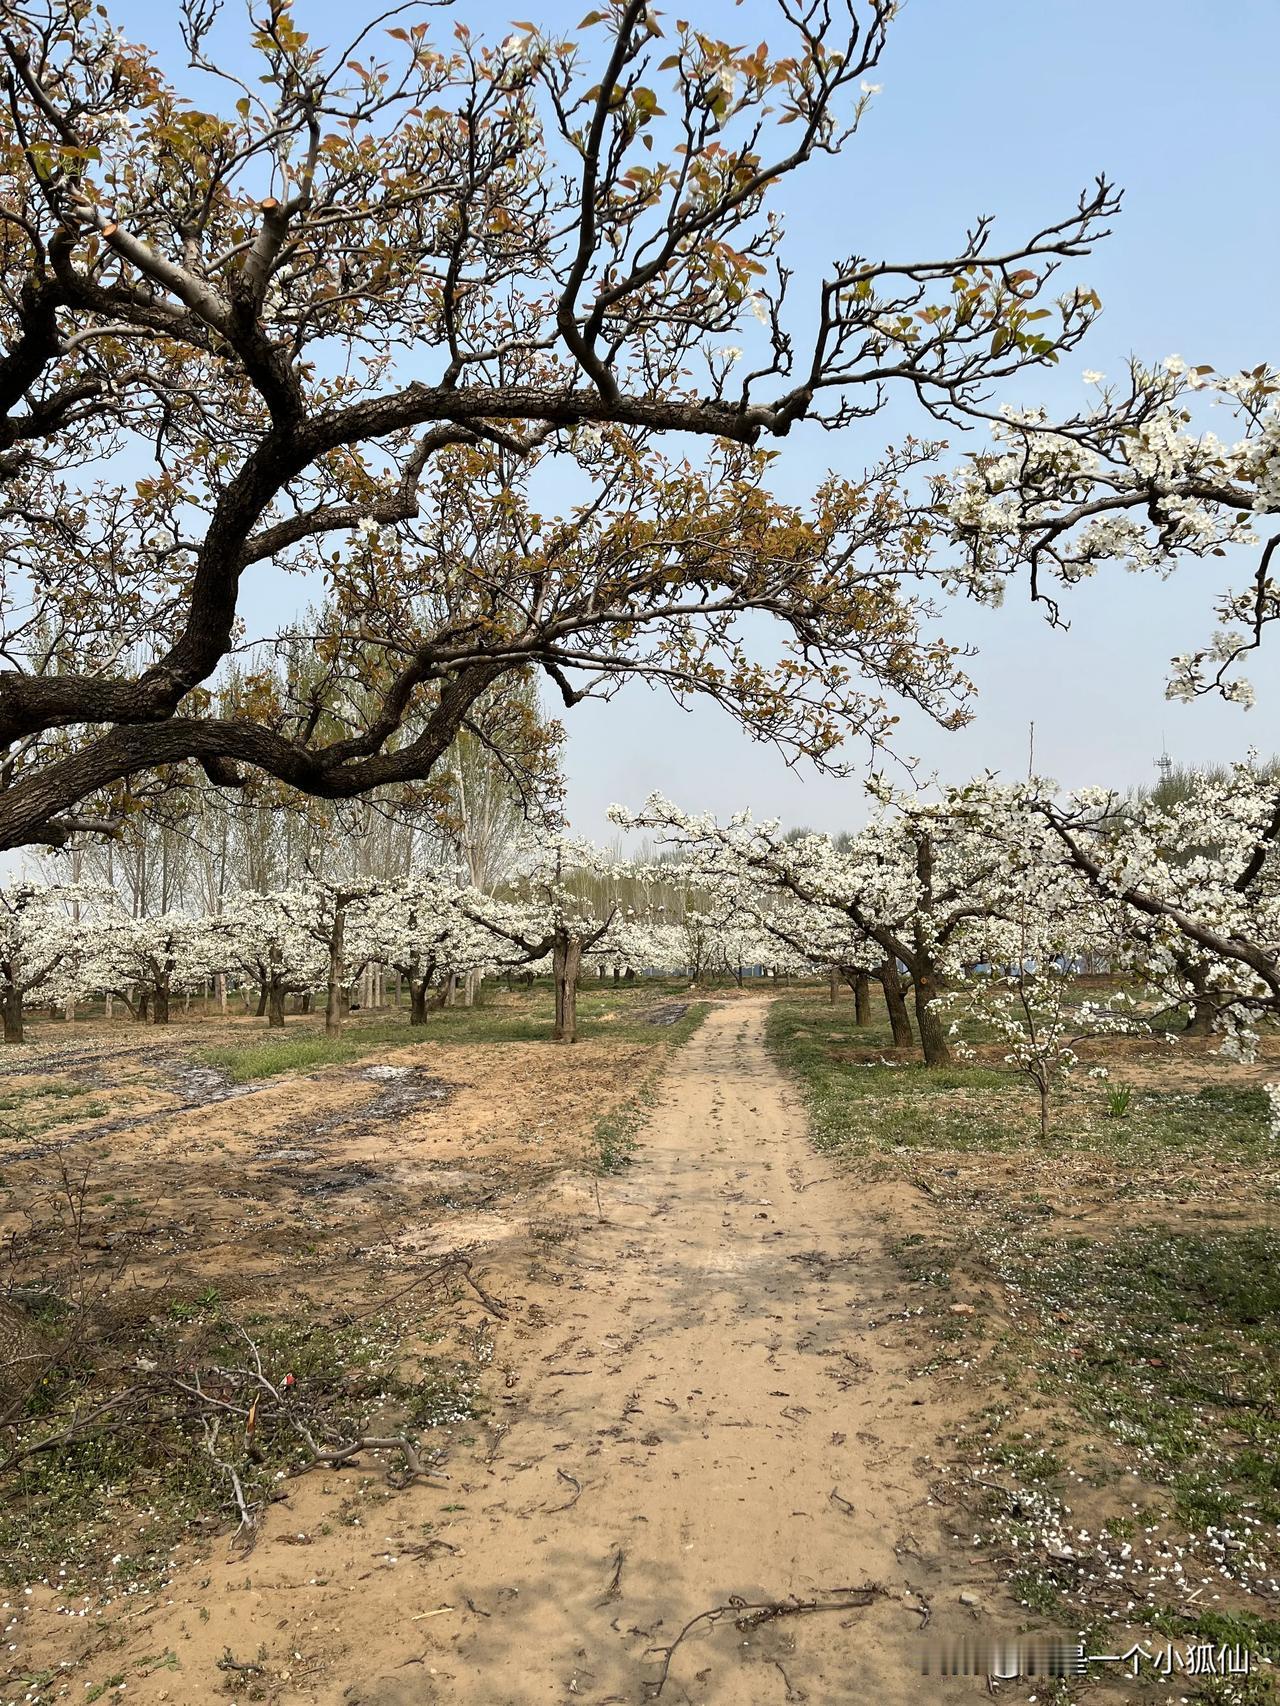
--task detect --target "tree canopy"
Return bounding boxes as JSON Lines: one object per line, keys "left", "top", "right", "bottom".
{"left": 0, "top": 0, "right": 1141, "bottom": 850}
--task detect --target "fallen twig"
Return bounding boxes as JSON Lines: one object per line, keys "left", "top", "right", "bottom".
{"left": 0, "top": 1384, "right": 149, "bottom": 1474}
{"left": 545, "top": 1467, "right": 582, "bottom": 1512}
{"left": 644, "top": 1587, "right": 882, "bottom": 1697}
{"left": 289, "top": 1421, "right": 446, "bottom": 1488}
{"left": 346, "top": 1254, "right": 507, "bottom": 1322}
{"left": 773, "top": 1658, "right": 808, "bottom": 1702}
{"left": 457, "top": 1259, "right": 508, "bottom": 1320}
{"left": 201, "top": 1417, "right": 259, "bottom": 1549}
{"left": 398, "top": 1538, "right": 459, "bottom": 1561}
{"left": 598, "top": 1546, "right": 626, "bottom": 1605}
{"left": 216, "top": 1648, "right": 264, "bottom": 1676}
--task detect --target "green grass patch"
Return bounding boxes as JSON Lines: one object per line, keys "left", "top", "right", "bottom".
{"left": 767, "top": 989, "right": 1278, "bottom": 1167}
{"left": 196, "top": 1024, "right": 412, "bottom": 1082}
{"left": 0, "top": 1077, "right": 108, "bottom": 1137}
{"left": 591, "top": 1090, "right": 652, "bottom": 1174}
{"left": 766, "top": 990, "right": 1020, "bottom": 1154}
{"left": 1144, "top": 1606, "right": 1280, "bottom": 1663}
{"left": 0, "top": 1079, "right": 94, "bottom": 1107}
{"left": 769, "top": 983, "right": 1280, "bottom": 1685}
{"left": 996, "top": 1224, "right": 1280, "bottom": 1529}
{"left": 197, "top": 979, "right": 708, "bottom": 1082}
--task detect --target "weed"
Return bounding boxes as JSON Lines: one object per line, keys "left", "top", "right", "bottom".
{"left": 168, "top": 1285, "right": 223, "bottom": 1320}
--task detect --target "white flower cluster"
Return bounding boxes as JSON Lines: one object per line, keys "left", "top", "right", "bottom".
{"left": 1266, "top": 1083, "right": 1280, "bottom": 1144}
{"left": 613, "top": 762, "right": 1280, "bottom": 1127}
{"left": 938, "top": 364, "right": 1280, "bottom": 702}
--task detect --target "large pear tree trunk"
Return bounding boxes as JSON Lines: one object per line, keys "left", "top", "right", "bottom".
{"left": 152, "top": 983, "right": 170, "bottom": 1026}
{"left": 1, "top": 987, "right": 23, "bottom": 1044}
{"left": 324, "top": 905, "right": 347, "bottom": 1035}
{"left": 265, "top": 947, "right": 288, "bottom": 1028}
{"left": 840, "top": 966, "right": 872, "bottom": 1026}
{"left": 878, "top": 960, "right": 914, "bottom": 1050}
{"left": 552, "top": 932, "right": 584, "bottom": 1043}
{"left": 409, "top": 977, "right": 430, "bottom": 1025}
{"left": 854, "top": 972, "right": 872, "bottom": 1027}
{"left": 913, "top": 965, "right": 951, "bottom": 1068}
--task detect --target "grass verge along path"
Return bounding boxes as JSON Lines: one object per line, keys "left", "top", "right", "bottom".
{"left": 769, "top": 984, "right": 1280, "bottom": 1703}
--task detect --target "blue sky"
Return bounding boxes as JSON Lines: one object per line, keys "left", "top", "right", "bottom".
{"left": 106, "top": 0, "right": 1280, "bottom": 836}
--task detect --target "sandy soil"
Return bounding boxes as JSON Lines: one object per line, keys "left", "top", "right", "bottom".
{"left": 14, "top": 1000, "right": 1016, "bottom": 1704}
{"left": 0, "top": 1026, "right": 658, "bottom": 1308}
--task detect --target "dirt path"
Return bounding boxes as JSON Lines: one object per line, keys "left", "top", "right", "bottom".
{"left": 403, "top": 995, "right": 994, "bottom": 1706}
{"left": 45, "top": 999, "right": 1000, "bottom": 1703}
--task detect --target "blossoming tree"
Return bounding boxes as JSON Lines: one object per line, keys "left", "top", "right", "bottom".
{"left": 91, "top": 911, "right": 220, "bottom": 1024}
{"left": 0, "top": 883, "right": 89, "bottom": 1042}
{"left": 459, "top": 836, "right": 659, "bottom": 1042}
{"left": 616, "top": 788, "right": 1035, "bottom": 1066}
{"left": 937, "top": 830, "right": 1151, "bottom": 1135}
{"left": 216, "top": 890, "right": 328, "bottom": 1029}
{"left": 359, "top": 879, "right": 527, "bottom": 1026}
{"left": 1030, "top": 763, "right": 1280, "bottom": 1053}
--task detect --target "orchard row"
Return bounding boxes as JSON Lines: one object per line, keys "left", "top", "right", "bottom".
{"left": 3, "top": 766, "right": 1277, "bottom": 1134}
